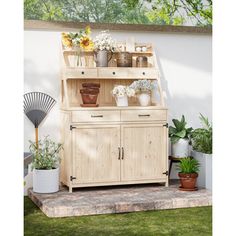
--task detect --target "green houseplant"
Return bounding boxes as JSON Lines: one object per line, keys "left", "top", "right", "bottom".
{"left": 169, "top": 115, "right": 193, "bottom": 157}
{"left": 177, "top": 157, "right": 200, "bottom": 190}
{"left": 29, "top": 136, "right": 63, "bottom": 193}
{"left": 191, "top": 113, "right": 212, "bottom": 190}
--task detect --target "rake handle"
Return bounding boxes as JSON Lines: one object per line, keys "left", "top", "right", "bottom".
{"left": 35, "top": 127, "right": 39, "bottom": 150}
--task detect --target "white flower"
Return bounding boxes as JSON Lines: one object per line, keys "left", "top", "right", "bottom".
{"left": 111, "top": 85, "right": 135, "bottom": 98}
{"left": 94, "top": 30, "right": 116, "bottom": 52}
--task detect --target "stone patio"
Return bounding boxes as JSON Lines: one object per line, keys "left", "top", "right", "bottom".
{"left": 28, "top": 180, "right": 212, "bottom": 218}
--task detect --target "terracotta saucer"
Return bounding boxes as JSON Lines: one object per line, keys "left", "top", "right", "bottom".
{"left": 80, "top": 104, "right": 99, "bottom": 107}
{"left": 178, "top": 186, "right": 198, "bottom": 191}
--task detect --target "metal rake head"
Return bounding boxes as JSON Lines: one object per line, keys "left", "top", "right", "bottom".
{"left": 24, "top": 92, "right": 56, "bottom": 128}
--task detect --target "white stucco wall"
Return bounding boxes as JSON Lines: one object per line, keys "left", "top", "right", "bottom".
{"left": 24, "top": 30, "right": 212, "bottom": 178}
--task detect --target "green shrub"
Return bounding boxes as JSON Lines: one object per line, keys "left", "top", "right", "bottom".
{"left": 177, "top": 157, "right": 200, "bottom": 174}
{"left": 191, "top": 114, "right": 212, "bottom": 154}
{"left": 169, "top": 115, "right": 193, "bottom": 143}
{"left": 29, "top": 136, "right": 63, "bottom": 170}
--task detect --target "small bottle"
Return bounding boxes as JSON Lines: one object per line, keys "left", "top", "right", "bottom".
{"left": 136, "top": 56, "right": 148, "bottom": 67}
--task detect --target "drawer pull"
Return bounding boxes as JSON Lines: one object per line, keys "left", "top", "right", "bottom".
{"left": 121, "top": 147, "right": 124, "bottom": 160}
{"left": 81, "top": 71, "right": 85, "bottom": 75}
{"left": 138, "top": 114, "right": 150, "bottom": 117}
{"left": 91, "top": 115, "right": 103, "bottom": 118}
{"left": 142, "top": 72, "right": 146, "bottom": 75}
{"left": 112, "top": 71, "right": 116, "bottom": 75}
{"left": 118, "top": 147, "right": 121, "bottom": 160}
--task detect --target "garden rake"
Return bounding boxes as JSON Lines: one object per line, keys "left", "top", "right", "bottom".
{"left": 24, "top": 92, "right": 56, "bottom": 149}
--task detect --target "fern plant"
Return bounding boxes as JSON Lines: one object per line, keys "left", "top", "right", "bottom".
{"left": 191, "top": 114, "right": 212, "bottom": 154}
{"left": 169, "top": 115, "right": 193, "bottom": 143}
{"left": 177, "top": 157, "right": 200, "bottom": 174}
{"left": 29, "top": 136, "right": 63, "bottom": 170}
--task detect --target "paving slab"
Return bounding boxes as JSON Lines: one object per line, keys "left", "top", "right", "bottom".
{"left": 28, "top": 180, "right": 212, "bottom": 217}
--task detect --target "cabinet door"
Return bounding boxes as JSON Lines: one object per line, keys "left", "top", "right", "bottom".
{"left": 121, "top": 124, "right": 167, "bottom": 181}
{"left": 72, "top": 125, "right": 120, "bottom": 184}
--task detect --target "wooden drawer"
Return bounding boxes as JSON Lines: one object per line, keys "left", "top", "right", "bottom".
{"left": 72, "top": 110, "right": 120, "bottom": 122}
{"left": 128, "top": 68, "right": 158, "bottom": 78}
{"left": 121, "top": 109, "right": 167, "bottom": 122}
{"left": 65, "top": 68, "right": 97, "bottom": 78}
{"left": 98, "top": 68, "right": 128, "bottom": 78}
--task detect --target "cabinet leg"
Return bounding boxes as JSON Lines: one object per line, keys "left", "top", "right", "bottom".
{"left": 165, "top": 180, "right": 169, "bottom": 187}
{"left": 69, "top": 186, "right": 73, "bottom": 193}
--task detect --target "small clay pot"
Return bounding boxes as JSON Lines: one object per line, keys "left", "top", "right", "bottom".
{"left": 178, "top": 173, "right": 198, "bottom": 190}
{"left": 82, "top": 83, "right": 100, "bottom": 88}
{"left": 80, "top": 88, "right": 99, "bottom": 104}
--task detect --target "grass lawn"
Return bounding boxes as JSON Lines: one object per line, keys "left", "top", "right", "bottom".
{"left": 24, "top": 197, "right": 212, "bottom": 236}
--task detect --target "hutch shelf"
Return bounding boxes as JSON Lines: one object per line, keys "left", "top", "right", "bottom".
{"left": 60, "top": 42, "right": 169, "bottom": 193}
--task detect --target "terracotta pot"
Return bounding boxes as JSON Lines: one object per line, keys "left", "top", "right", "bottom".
{"left": 178, "top": 173, "right": 198, "bottom": 190}
{"left": 82, "top": 83, "right": 100, "bottom": 88}
{"left": 80, "top": 89, "right": 99, "bottom": 104}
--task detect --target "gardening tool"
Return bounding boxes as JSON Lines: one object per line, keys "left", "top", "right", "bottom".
{"left": 24, "top": 92, "right": 56, "bottom": 148}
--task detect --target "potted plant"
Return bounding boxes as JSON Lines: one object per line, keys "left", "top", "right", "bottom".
{"left": 130, "top": 79, "right": 155, "bottom": 106}
{"left": 111, "top": 85, "right": 135, "bottom": 106}
{"left": 169, "top": 115, "right": 193, "bottom": 157}
{"left": 177, "top": 157, "right": 200, "bottom": 191}
{"left": 29, "top": 136, "right": 63, "bottom": 193}
{"left": 191, "top": 114, "right": 212, "bottom": 190}
{"left": 93, "top": 30, "right": 116, "bottom": 67}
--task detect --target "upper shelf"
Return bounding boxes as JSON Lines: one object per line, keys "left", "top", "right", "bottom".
{"left": 62, "top": 67, "right": 159, "bottom": 80}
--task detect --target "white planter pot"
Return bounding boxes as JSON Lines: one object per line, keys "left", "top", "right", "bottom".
{"left": 191, "top": 150, "right": 212, "bottom": 190}
{"left": 33, "top": 168, "right": 59, "bottom": 193}
{"left": 138, "top": 92, "right": 150, "bottom": 106}
{"left": 171, "top": 139, "right": 189, "bottom": 157}
{"left": 115, "top": 95, "right": 128, "bottom": 107}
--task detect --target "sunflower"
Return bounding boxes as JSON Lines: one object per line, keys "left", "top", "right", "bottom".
{"left": 80, "top": 36, "right": 94, "bottom": 51}
{"left": 61, "top": 33, "right": 73, "bottom": 48}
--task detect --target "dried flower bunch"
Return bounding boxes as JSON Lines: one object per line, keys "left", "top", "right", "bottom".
{"left": 130, "top": 79, "right": 156, "bottom": 92}
{"left": 112, "top": 85, "right": 135, "bottom": 98}
{"left": 61, "top": 26, "right": 93, "bottom": 51}
{"left": 93, "top": 30, "right": 116, "bottom": 52}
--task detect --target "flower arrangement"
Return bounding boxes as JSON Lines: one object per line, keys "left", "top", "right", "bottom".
{"left": 29, "top": 136, "right": 63, "bottom": 170}
{"left": 93, "top": 30, "right": 116, "bottom": 52}
{"left": 130, "top": 79, "right": 155, "bottom": 93}
{"left": 61, "top": 26, "right": 93, "bottom": 51}
{"left": 112, "top": 85, "right": 135, "bottom": 98}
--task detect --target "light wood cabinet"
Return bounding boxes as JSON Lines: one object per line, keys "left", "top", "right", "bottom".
{"left": 60, "top": 42, "right": 169, "bottom": 192}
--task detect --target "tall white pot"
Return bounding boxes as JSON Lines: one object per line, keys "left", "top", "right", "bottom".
{"left": 171, "top": 138, "right": 189, "bottom": 157}
{"left": 191, "top": 150, "right": 212, "bottom": 190}
{"left": 33, "top": 168, "right": 59, "bottom": 193}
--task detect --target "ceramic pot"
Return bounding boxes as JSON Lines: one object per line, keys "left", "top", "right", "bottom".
{"left": 115, "top": 95, "right": 128, "bottom": 107}
{"left": 82, "top": 83, "right": 100, "bottom": 88}
{"left": 33, "top": 168, "right": 59, "bottom": 193}
{"left": 178, "top": 173, "right": 198, "bottom": 190}
{"left": 94, "top": 50, "right": 112, "bottom": 67}
{"left": 171, "top": 138, "right": 189, "bottom": 157}
{"left": 191, "top": 150, "right": 212, "bottom": 190}
{"left": 138, "top": 92, "right": 151, "bottom": 106}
